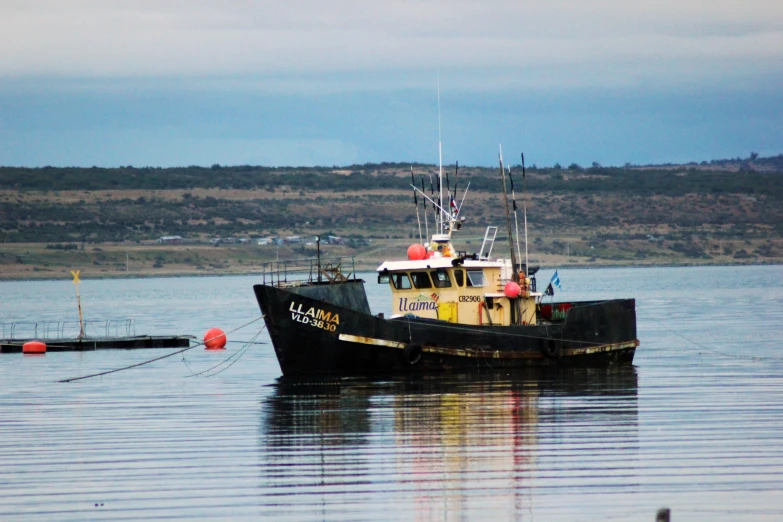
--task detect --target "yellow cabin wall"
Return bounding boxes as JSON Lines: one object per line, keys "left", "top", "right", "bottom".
{"left": 387, "top": 266, "right": 536, "bottom": 327}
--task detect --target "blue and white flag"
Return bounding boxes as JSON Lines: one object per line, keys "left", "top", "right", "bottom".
{"left": 550, "top": 270, "right": 562, "bottom": 290}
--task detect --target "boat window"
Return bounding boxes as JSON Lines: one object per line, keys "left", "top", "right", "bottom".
{"left": 410, "top": 271, "right": 433, "bottom": 289}
{"left": 466, "top": 270, "right": 487, "bottom": 287}
{"left": 378, "top": 273, "right": 390, "bottom": 284}
{"left": 391, "top": 273, "right": 412, "bottom": 290}
{"left": 430, "top": 268, "right": 452, "bottom": 288}
{"left": 453, "top": 269, "right": 464, "bottom": 287}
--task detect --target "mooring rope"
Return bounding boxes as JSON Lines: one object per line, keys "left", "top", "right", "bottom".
{"left": 639, "top": 312, "right": 783, "bottom": 363}
{"left": 183, "top": 328, "right": 264, "bottom": 378}
{"left": 57, "top": 316, "right": 265, "bottom": 383}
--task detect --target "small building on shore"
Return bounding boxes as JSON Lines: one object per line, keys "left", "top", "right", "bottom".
{"left": 157, "top": 236, "right": 183, "bottom": 244}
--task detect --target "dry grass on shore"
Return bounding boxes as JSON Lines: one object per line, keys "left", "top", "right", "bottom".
{"left": 2, "top": 239, "right": 780, "bottom": 281}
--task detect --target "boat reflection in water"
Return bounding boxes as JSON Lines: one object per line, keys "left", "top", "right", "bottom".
{"left": 259, "top": 367, "right": 638, "bottom": 520}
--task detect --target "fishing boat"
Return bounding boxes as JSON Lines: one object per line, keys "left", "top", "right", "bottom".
{"left": 253, "top": 152, "right": 638, "bottom": 377}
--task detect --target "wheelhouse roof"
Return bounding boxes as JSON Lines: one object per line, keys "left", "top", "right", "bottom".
{"left": 376, "top": 258, "right": 505, "bottom": 272}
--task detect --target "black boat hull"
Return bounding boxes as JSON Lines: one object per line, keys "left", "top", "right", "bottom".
{"left": 254, "top": 282, "right": 637, "bottom": 377}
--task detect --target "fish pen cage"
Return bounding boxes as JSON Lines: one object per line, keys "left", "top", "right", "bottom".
{"left": 1, "top": 319, "right": 137, "bottom": 341}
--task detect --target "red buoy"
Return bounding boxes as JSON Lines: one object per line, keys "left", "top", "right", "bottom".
{"left": 407, "top": 244, "right": 427, "bottom": 261}
{"left": 504, "top": 281, "right": 522, "bottom": 299}
{"left": 204, "top": 328, "right": 227, "bottom": 350}
{"left": 23, "top": 340, "right": 47, "bottom": 355}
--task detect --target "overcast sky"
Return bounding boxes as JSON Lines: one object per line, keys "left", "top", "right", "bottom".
{"left": 1, "top": 0, "right": 782, "bottom": 167}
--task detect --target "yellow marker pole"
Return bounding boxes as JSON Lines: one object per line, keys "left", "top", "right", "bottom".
{"left": 71, "top": 270, "right": 85, "bottom": 339}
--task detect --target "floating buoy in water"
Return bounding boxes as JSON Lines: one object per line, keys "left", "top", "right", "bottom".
{"left": 23, "top": 340, "right": 46, "bottom": 355}
{"left": 504, "top": 281, "right": 522, "bottom": 299}
{"left": 407, "top": 244, "right": 427, "bottom": 261}
{"left": 204, "top": 328, "right": 227, "bottom": 350}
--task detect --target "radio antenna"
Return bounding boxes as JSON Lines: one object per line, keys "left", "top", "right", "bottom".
{"left": 437, "top": 70, "right": 443, "bottom": 232}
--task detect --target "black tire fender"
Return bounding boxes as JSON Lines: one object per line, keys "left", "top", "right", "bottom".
{"left": 402, "top": 343, "right": 423, "bottom": 365}
{"left": 543, "top": 339, "right": 561, "bottom": 358}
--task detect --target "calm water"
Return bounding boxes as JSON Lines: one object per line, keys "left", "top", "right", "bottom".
{"left": 1, "top": 265, "right": 782, "bottom": 520}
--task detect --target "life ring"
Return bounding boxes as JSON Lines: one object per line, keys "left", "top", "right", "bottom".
{"left": 543, "top": 339, "right": 561, "bottom": 358}
{"left": 402, "top": 344, "right": 423, "bottom": 365}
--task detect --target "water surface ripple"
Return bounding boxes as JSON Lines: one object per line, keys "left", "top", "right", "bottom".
{"left": 1, "top": 265, "right": 782, "bottom": 520}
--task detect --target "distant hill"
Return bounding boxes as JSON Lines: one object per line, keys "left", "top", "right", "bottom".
{"left": 1, "top": 154, "right": 782, "bottom": 195}
{"left": 0, "top": 154, "right": 780, "bottom": 275}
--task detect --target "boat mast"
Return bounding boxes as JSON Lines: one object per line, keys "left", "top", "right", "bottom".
{"left": 498, "top": 145, "right": 520, "bottom": 284}
{"left": 421, "top": 176, "right": 429, "bottom": 243}
{"left": 412, "top": 167, "right": 423, "bottom": 244}
{"left": 509, "top": 165, "right": 523, "bottom": 271}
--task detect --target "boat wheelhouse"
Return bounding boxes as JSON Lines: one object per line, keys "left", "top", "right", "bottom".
{"left": 377, "top": 229, "right": 539, "bottom": 327}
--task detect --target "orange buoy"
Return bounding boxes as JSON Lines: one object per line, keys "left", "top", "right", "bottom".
{"left": 23, "top": 340, "right": 47, "bottom": 355}
{"left": 504, "top": 281, "right": 522, "bottom": 298}
{"left": 204, "top": 328, "right": 227, "bottom": 350}
{"left": 407, "top": 244, "right": 427, "bottom": 261}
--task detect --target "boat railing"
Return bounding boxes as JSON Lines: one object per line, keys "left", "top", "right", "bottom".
{"left": 0, "top": 319, "right": 137, "bottom": 340}
{"left": 260, "top": 256, "right": 356, "bottom": 286}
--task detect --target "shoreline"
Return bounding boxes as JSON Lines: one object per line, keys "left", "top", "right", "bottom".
{"left": 2, "top": 258, "right": 779, "bottom": 283}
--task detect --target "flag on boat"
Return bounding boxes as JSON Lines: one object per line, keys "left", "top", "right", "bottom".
{"left": 521, "top": 152, "right": 526, "bottom": 179}
{"left": 411, "top": 169, "right": 418, "bottom": 206}
{"left": 430, "top": 176, "right": 436, "bottom": 213}
{"left": 550, "top": 270, "right": 562, "bottom": 290}
{"left": 449, "top": 195, "right": 458, "bottom": 212}
{"left": 544, "top": 283, "right": 555, "bottom": 296}
{"left": 507, "top": 166, "right": 518, "bottom": 211}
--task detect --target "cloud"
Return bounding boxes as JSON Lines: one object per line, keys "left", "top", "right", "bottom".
{"left": 2, "top": 78, "right": 781, "bottom": 168}
{"left": 2, "top": 0, "right": 782, "bottom": 90}
{"left": 1, "top": 1, "right": 781, "bottom": 167}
